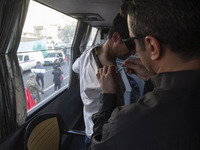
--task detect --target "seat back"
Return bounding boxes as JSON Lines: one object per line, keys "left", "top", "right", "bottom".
{"left": 24, "top": 113, "right": 64, "bottom": 150}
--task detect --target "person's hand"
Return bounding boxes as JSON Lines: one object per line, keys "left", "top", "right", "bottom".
{"left": 96, "top": 66, "right": 118, "bottom": 94}
{"left": 121, "top": 58, "right": 153, "bottom": 81}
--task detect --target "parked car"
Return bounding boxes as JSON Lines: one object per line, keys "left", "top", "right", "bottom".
{"left": 44, "top": 50, "right": 65, "bottom": 65}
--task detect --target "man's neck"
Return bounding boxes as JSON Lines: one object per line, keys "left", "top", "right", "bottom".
{"left": 96, "top": 40, "right": 117, "bottom": 66}
{"left": 156, "top": 51, "right": 200, "bottom": 74}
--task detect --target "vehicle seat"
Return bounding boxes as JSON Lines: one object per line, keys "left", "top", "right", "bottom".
{"left": 24, "top": 112, "right": 85, "bottom": 150}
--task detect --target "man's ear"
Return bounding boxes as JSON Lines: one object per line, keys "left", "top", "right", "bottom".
{"left": 144, "top": 36, "right": 161, "bottom": 60}
{"left": 112, "top": 32, "right": 121, "bottom": 42}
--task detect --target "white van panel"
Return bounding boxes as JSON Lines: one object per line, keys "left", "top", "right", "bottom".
{"left": 17, "top": 51, "right": 44, "bottom": 72}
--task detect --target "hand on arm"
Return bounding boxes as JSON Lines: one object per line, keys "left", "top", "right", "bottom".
{"left": 96, "top": 66, "right": 118, "bottom": 94}
{"left": 121, "top": 58, "right": 153, "bottom": 81}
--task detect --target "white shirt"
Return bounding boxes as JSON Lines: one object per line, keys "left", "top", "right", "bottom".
{"left": 72, "top": 45, "right": 102, "bottom": 138}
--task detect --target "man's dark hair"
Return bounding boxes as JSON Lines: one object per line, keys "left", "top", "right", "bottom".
{"left": 120, "top": 0, "right": 200, "bottom": 60}
{"left": 54, "top": 65, "right": 58, "bottom": 69}
{"left": 108, "top": 13, "right": 130, "bottom": 39}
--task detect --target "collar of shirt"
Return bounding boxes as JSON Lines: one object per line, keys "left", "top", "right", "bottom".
{"left": 151, "top": 70, "right": 200, "bottom": 90}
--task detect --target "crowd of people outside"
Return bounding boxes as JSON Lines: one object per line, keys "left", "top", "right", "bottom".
{"left": 25, "top": 59, "right": 64, "bottom": 109}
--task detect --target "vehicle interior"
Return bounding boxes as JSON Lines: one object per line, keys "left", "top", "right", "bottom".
{"left": 0, "top": 0, "right": 143, "bottom": 149}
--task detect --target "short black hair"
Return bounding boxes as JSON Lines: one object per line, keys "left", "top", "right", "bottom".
{"left": 107, "top": 13, "right": 130, "bottom": 39}
{"left": 53, "top": 64, "right": 58, "bottom": 69}
{"left": 121, "top": 0, "right": 200, "bottom": 60}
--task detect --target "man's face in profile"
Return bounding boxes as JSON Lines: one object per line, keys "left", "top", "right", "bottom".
{"left": 127, "top": 14, "right": 153, "bottom": 73}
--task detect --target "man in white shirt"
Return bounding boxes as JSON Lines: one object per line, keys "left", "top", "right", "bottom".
{"left": 72, "top": 13, "right": 136, "bottom": 149}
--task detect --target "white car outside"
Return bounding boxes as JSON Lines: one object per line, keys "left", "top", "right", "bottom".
{"left": 44, "top": 50, "right": 65, "bottom": 65}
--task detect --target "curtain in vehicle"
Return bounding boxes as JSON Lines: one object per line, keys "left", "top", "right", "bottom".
{"left": 0, "top": 0, "right": 30, "bottom": 142}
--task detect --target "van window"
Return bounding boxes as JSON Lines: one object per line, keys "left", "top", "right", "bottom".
{"left": 87, "top": 27, "right": 98, "bottom": 48}
{"left": 18, "top": 55, "right": 23, "bottom": 61}
{"left": 24, "top": 55, "right": 29, "bottom": 61}
{"left": 17, "top": 0, "right": 78, "bottom": 115}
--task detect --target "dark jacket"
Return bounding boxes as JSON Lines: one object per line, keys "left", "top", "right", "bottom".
{"left": 91, "top": 70, "right": 200, "bottom": 150}
{"left": 52, "top": 68, "right": 63, "bottom": 84}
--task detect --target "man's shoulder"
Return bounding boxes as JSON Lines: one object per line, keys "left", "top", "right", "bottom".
{"left": 81, "top": 44, "right": 100, "bottom": 57}
{"left": 81, "top": 47, "right": 94, "bottom": 57}
{"left": 77, "top": 46, "right": 100, "bottom": 68}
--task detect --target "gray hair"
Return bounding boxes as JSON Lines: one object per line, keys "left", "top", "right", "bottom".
{"left": 29, "top": 73, "right": 35, "bottom": 78}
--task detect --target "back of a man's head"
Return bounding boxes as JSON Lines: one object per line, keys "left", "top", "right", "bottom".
{"left": 36, "top": 61, "right": 41, "bottom": 65}
{"left": 107, "top": 13, "right": 130, "bottom": 39}
{"left": 29, "top": 73, "right": 35, "bottom": 79}
{"left": 121, "top": 0, "right": 200, "bottom": 60}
